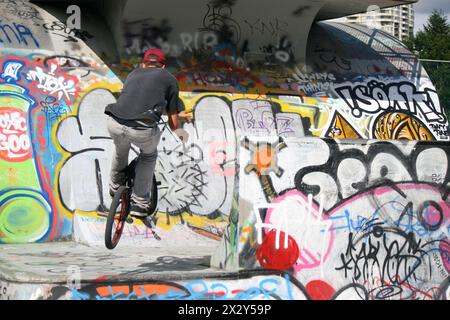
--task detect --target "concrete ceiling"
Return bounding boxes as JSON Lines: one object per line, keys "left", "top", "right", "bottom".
{"left": 31, "top": 0, "right": 418, "bottom": 21}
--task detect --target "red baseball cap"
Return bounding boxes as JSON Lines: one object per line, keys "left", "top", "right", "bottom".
{"left": 143, "top": 48, "right": 166, "bottom": 64}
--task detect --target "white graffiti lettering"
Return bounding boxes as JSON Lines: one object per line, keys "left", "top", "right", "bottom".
{"left": 334, "top": 79, "right": 445, "bottom": 123}
{"left": 0, "top": 110, "right": 30, "bottom": 160}
{"left": 26, "top": 64, "right": 77, "bottom": 102}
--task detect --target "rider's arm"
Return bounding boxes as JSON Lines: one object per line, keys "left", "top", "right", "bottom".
{"left": 168, "top": 112, "right": 189, "bottom": 142}
{"left": 168, "top": 112, "right": 180, "bottom": 131}
{"left": 166, "top": 83, "right": 191, "bottom": 129}
{"left": 166, "top": 81, "right": 191, "bottom": 142}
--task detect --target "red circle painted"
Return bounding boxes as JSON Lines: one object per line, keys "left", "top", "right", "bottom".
{"left": 305, "top": 280, "right": 336, "bottom": 300}
{"left": 256, "top": 230, "right": 299, "bottom": 271}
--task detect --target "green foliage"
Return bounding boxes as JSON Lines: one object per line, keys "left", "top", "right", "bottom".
{"left": 405, "top": 10, "right": 450, "bottom": 122}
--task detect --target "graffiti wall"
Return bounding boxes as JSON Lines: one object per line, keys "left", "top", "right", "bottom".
{"left": 0, "top": 0, "right": 447, "bottom": 301}
{"left": 0, "top": 0, "right": 449, "bottom": 249}
{"left": 114, "top": 0, "right": 449, "bottom": 140}
{"left": 2, "top": 266, "right": 448, "bottom": 300}
{"left": 0, "top": 271, "right": 308, "bottom": 300}
{"left": 223, "top": 137, "right": 450, "bottom": 300}
{"left": 0, "top": 0, "right": 122, "bottom": 243}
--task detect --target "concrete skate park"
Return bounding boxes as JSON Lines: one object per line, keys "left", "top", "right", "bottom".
{"left": 0, "top": 0, "right": 448, "bottom": 300}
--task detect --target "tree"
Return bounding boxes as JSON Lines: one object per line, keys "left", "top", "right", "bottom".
{"left": 405, "top": 10, "right": 450, "bottom": 122}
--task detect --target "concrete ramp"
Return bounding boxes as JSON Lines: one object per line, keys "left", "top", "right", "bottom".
{"left": 0, "top": 242, "right": 309, "bottom": 300}
{"left": 0, "top": 242, "right": 218, "bottom": 299}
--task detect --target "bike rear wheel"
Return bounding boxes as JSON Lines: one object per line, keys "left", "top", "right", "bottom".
{"left": 105, "top": 186, "right": 129, "bottom": 249}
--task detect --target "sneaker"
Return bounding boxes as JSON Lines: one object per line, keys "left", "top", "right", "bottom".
{"left": 129, "top": 204, "right": 148, "bottom": 218}
{"left": 96, "top": 204, "right": 109, "bottom": 217}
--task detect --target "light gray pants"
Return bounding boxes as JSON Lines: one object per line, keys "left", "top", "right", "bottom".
{"left": 106, "top": 116, "right": 161, "bottom": 209}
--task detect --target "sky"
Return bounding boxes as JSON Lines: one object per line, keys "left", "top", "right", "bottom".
{"left": 414, "top": 0, "right": 450, "bottom": 33}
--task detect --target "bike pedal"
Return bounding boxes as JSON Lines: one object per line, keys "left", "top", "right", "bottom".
{"left": 150, "top": 217, "right": 158, "bottom": 228}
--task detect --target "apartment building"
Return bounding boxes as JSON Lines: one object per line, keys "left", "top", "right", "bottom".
{"left": 346, "top": 4, "right": 415, "bottom": 41}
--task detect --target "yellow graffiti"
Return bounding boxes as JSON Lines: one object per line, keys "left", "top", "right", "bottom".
{"left": 53, "top": 87, "right": 439, "bottom": 225}
{"left": 327, "top": 112, "right": 363, "bottom": 139}
{"left": 179, "top": 91, "right": 331, "bottom": 137}
{"left": 75, "top": 210, "right": 227, "bottom": 234}
{"left": 374, "top": 112, "right": 435, "bottom": 141}
{"left": 240, "top": 225, "right": 256, "bottom": 246}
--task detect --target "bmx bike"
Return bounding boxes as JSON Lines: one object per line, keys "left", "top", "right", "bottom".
{"left": 104, "top": 155, "right": 160, "bottom": 249}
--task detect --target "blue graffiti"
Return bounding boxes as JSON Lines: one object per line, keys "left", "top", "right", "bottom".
{"left": 0, "top": 20, "right": 40, "bottom": 48}
{"left": 321, "top": 203, "right": 436, "bottom": 239}
{"left": 40, "top": 96, "right": 69, "bottom": 121}
{"left": 69, "top": 275, "right": 296, "bottom": 300}
{"left": 1, "top": 60, "right": 24, "bottom": 82}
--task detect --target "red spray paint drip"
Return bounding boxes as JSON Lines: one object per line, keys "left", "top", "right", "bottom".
{"left": 256, "top": 230, "right": 299, "bottom": 271}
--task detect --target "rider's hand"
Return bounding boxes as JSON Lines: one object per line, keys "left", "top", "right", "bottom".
{"left": 178, "top": 111, "right": 193, "bottom": 124}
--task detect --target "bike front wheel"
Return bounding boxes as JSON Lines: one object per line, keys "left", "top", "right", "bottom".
{"left": 105, "top": 186, "right": 129, "bottom": 249}
{"left": 148, "top": 175, "right": 159, "bottom": 216}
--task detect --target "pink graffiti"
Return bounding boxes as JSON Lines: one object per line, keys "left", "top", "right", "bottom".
{"left": 440, "top": 240, "right": 450, "bottom": 273}
{"left": 208, "top": 141, "right": 236, "bottom": 176}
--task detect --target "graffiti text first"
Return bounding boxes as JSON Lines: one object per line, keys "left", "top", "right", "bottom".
{"left": 334, "top": 80, "right": 445, "bottom": 123}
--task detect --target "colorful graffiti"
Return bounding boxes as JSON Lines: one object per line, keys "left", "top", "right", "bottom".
{"left": 0, "top": 0, "right": 124, "bottom": 243}
{"left": 232, "top": 137, "right": 449, "bottom": 300}
{"left": 62, "top": 90, "right": 449, "bottom": 227}
{"left": 1, "top": 55, "right": 449, "bottom": 244}
{"left": 0, "top": 269, "right": 387, "bottom": 300}
{"left": 113, "top": 14, "right": 449, "bottom": 141}
{"left": 0, "top": 53, "right": 121, "bottom": 243}
{"left": 2, "top": 261, "right": 446, "bottom": 300}
{"left": 0, "top": 1, "right": 447, "bottom": 240}
{"left": 0, "top": 0, "right": 448, "bottom": 301}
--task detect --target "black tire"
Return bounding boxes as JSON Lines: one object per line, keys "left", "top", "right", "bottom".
{"left": 105, "top": 186, "right": 129, "bottom": 249}
{"left": 147, "top": 175, "right": 158, "bottom": 216}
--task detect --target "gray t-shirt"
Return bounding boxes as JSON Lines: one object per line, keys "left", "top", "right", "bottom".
{"left": 105, "top": 67, "right": 183, "bottom": 127}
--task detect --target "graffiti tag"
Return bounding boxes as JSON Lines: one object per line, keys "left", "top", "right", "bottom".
{"left": 0, "top": 20, "right": 40, "bottom": 48}
{"left": 26, "top": 64, "right": 78, "bottom": 103}
{"left": 334, "top": 80, "right": 445, "bottom": 123}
